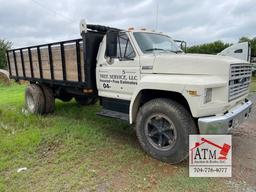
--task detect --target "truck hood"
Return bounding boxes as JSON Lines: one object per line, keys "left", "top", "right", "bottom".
{"left": 151, "top": 53, "right": 247, "bottom": 76}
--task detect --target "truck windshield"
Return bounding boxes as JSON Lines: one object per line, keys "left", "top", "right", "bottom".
{"left": 133, "top": 32, "right": 183, "bottom": 54}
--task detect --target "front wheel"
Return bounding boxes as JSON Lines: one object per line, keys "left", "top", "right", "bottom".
{"left": 135, "top": 98, "right": 197, "bottom": 164}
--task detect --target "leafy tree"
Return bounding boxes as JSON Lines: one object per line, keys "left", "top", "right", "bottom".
{"left": 186, "top": 37, "right": 256, "bottom": 57}
{"left": 186, "top": 41, "right": 232, "bottom": 54}
{"left": 238, "top": 37, "right": 251, "bottom": 42}
{"left": 0, "top": 39, "right": 12, "bottom": 69}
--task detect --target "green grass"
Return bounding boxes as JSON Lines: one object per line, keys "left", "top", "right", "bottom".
{"left": 0, "top": 84, "right": 232, "bottom": 192}
{"left": 250, "top": 76, "right": 256, "bottom": 92}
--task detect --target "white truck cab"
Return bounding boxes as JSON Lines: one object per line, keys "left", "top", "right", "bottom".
{"left": 93, "top": 28, "right": 252, "bottom": 163}
{"left": 96, "top": 29, "right": 252, "bottom": 128}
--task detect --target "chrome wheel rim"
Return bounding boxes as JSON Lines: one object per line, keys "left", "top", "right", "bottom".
{"left": 27, "top": 93, "right": 35, "bottom": 112}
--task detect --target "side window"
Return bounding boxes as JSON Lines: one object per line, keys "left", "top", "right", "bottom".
{"left": 234, "top": 49, "right": 243, "bottom": 53}
{"left": 117, "top": 33, "right": 136, "bottom": 60}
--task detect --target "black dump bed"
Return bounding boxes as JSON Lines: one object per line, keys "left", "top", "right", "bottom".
{"left": 6, "top": 25, "right": 116, "bottom": 89}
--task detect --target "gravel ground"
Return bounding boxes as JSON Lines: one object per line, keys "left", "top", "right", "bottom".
{"left": 229, "top": 92, "right": 256, "bottom": 191}
{"left": 245, "top": 93, "right": 256, "bottom": 121}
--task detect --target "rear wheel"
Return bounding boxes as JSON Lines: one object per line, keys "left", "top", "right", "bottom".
{"left": 40, "top": 85, "right": 55, "bottom": 114}
{"left": 75, "top": 96, "right": 97, "bottom": 106}
{"left": 25, "top": 84, "right": 45, "bottom": 114}
{"left": 135, "top": 98, "right": 197, "bottom": 164}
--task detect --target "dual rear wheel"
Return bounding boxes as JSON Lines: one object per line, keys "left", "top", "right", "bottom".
{"left": 25, "top": 84, "right": 97, "bottom": 114}
{"left": 25, "top": 84, "right": 55, "bottom": 114}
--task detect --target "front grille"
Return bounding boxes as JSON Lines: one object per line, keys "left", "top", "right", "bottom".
{"left": 229, "top": 64, "right": 252, "bottom": 101}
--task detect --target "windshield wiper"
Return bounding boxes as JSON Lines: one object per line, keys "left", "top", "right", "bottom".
{"left": 165, "top": 50, "right": 183, "bottom": 54}
{"left": 144, "top": 48, "right": 166, "bottom": 52}
{"left": 144, "top": 48, "right": 182, "bottom": 54}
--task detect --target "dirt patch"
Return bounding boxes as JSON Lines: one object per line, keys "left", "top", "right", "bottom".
{"left": 110, "top": 169, "right": 131, "bottom": 191}
{"left": 37, "top": 138, "right": 64, "bottom": 162}
{"left": 230, "top": 93, "right": 256, "bottom": 188}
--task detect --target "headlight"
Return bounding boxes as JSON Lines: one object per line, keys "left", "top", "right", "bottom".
{"left": 204, "top": 88, "right": 212, "bottom": 103}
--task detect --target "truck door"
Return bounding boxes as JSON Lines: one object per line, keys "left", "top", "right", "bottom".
{"left": 96, "top": 32, "right": 140, "bottom": 101}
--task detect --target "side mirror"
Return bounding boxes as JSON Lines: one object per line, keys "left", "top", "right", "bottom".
{"left": 106, "top": 30, "right": 118, "bottom": 58}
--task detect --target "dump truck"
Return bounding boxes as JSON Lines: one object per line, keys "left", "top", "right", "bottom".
{"left": 6, "top": 21, "right": 253, "bottom": 164}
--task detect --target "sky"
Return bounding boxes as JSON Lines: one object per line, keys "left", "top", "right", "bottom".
{"left": 0, "top": 0, "right": 255, "bottom": 48}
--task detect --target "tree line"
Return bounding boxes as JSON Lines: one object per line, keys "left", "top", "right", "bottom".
{"left": 0, "top": 36, "right": 255, "bottom": 69}
{"left": 0, "top": 40, "right": 12, "bottom": 69}
{"left": 186, "top": 37, "right": 256, "bottom": 57}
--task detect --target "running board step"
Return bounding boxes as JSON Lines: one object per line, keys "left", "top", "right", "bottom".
{"left": 96, "top": 109, "right": 129, "bottom": 121}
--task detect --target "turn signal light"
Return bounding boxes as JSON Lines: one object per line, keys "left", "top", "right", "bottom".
{"left": 187, "top": 90, "right": 200, "bottom": 96}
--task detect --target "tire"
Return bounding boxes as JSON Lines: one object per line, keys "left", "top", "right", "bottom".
{"left": 75, "top": 96, "right": 97, "bottom": 106}
{"left": 135, "top": 98, "right": 197, "bottom": 164}
{"left": 40, "top": 85, "right": 55, "bottom": 114}
{"left": 25, "top": 84, "right": 45, "bottom": 114}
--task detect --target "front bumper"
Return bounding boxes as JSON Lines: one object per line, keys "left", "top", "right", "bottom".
{"left": 198, "top": 99, "right": 252, "bottom": 134}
